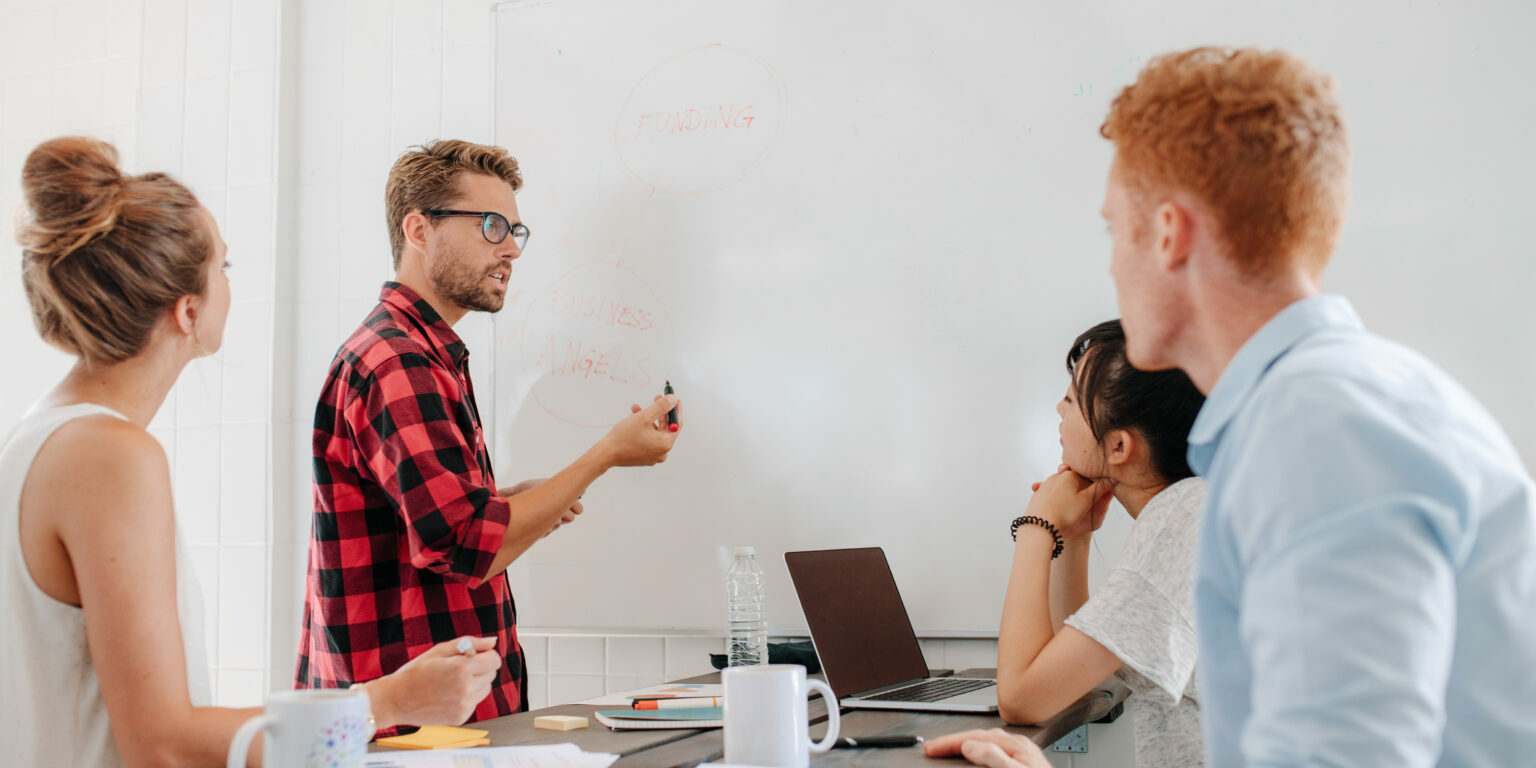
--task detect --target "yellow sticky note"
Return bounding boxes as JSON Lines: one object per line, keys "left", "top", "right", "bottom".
{"left": 376, "top": 725, "right": 492, "bottom": 750}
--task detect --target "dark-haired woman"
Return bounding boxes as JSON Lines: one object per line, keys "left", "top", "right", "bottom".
{"left": 0, "top": 138, "right": 501, "bottom": 768}
{"left": 927, "top": 319, "right": 1207, "bottom": 768}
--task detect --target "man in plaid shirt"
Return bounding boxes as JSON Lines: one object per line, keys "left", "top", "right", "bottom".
{"left": 296, "top": 140, "right": 681, "bottom": 728}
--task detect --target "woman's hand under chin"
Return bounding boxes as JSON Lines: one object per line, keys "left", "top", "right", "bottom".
{"left": 1027, "top": 465, "right": 1116, "bottom": 540}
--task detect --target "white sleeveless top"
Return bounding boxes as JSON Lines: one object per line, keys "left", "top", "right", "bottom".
{"left": 0, "top": 403, "right": 210, "bottom": 768}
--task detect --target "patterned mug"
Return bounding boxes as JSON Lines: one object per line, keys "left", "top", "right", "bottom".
{"left": 227, "top": 689, "right": 373, "bottom": 768}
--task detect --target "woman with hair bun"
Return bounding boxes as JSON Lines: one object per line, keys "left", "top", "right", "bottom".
{"left": 0, "top": 137, "right": 500, "bottom": 768}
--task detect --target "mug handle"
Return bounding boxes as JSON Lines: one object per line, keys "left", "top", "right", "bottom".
{"left": 227, "top": 713, "right": 275, "bottom": 768}
{"left": 806, "top": 678, "right": 841, "bottom": 754}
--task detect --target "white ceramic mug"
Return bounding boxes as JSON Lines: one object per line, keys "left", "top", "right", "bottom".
{"left": 723, "top": 664, "right": 840, "bottom": 768}
{"left": 227, "top": 689, "right": 373, "bottom": 768}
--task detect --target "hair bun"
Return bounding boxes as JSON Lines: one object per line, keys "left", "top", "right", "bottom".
{"left": 17, "top": 136, "right": 128, "bottom": 262}
{"left": 16, "top": 136, "right": 209, "bottom": 364}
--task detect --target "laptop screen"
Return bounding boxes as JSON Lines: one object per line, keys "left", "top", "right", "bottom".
{"left": 785, "top": 548, "right": 932, "bottom": 698}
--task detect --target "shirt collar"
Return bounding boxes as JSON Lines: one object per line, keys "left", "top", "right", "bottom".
{"left": 1187, "top": 294, "right": 1363, "bottom": 455}
{"left": 378, "top": 281, "right": 469, "bottom": 365}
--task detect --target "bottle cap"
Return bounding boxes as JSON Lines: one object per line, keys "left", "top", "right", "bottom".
{"left": 733, "top": 546, "right": 756, "bottom": 557}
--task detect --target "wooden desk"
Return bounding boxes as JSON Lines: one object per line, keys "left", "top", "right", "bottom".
{"left": 374, "top": 670, "right": 1126, "bottom": 767}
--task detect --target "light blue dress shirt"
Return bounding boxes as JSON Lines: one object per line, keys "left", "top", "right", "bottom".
{"left": 1188, "top": 295, "right": 1536, "bottom": 767}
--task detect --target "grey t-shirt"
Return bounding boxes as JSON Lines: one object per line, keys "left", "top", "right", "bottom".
{"left": 1065, "top": 477, "right": 1206, "bottom": 767}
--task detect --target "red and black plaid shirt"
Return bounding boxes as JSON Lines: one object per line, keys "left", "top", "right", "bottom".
{"left": 295, "top": 282, "right": 526, "bottom": 726}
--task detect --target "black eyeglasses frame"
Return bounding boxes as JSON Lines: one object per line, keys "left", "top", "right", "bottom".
{"left": 421, "top": 209, "right": 530, "bottom": 249}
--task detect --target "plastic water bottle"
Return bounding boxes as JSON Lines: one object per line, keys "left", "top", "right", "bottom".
{"left": 726, "top": 546, "right": 768, "bottom": 667}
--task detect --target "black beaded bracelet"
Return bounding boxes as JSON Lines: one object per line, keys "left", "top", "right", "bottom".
{"left": 1010, "top": 515, "right": 1065, "bottom": 559}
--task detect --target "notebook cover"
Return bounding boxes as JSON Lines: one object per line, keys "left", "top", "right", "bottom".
{"left": 594, "top": 707, "right": 724, "bottom": 730}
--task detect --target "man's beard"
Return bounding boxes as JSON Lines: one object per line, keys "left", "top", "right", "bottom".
{"left": 430, "top": 243, "right": 506, "bottom": 313}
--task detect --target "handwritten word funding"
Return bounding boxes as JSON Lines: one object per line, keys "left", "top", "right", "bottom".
{"left": 636, "top": 104, "right": 757, "bottom": 136}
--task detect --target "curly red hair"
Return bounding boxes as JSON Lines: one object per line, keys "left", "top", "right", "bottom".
{"left": 1101, "top": 47, "right": 1350, "bottom": 277}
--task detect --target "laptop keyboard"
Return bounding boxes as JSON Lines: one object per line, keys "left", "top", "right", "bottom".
{"left": 862, "top": 677, "right": 996, "bottom": 703}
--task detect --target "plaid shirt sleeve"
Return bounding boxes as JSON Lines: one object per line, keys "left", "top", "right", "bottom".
{"left": 346, "top": 350, "right": 510, "bottom": 588}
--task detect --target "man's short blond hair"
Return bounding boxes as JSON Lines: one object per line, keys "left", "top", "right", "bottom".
{"left": 385, "top": 140, "right": 523, "bottom": 269}
{"left": 1101, "top": 47, "right": 1350, "bottom": 277}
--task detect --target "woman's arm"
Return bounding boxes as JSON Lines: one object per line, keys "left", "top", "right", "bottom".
{"left": 1031, "top": 469, "right": 1103, "bottom": 632}
{"left": 39, "top": 418, "right": 265, "bottom": 768}
{"left": 996, "top": 471, "right": 1121, "bottom": 725}
{"left": 1047, "top": 536, "right": 1091, "bottom": 632}
{"left": 33, "top": 419, "right": 506, "bottom": 766}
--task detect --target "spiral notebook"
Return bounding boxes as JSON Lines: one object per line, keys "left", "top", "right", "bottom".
{"left": 593, "top": 706, "right": 724, "bottom": 730}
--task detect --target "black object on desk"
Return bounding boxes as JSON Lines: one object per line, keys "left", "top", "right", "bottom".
{"left": 832, "top": 735, "right": 924, "bottom": 749}
{"left": 709, "top": 640, "right": 821, "bottom": 672}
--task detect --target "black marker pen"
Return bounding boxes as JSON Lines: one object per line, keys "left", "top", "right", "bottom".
{"left": 664, "top": 380, "right": 680, "bottom": 432}
{"left": 831, "top": 735, "right": 924, "bottom": 749}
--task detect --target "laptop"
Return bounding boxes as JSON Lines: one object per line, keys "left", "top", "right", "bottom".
{"left": 784, "top": 547, "right": 998, "bottom": 713}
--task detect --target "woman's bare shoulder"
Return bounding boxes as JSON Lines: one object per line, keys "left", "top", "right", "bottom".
{"left": 29, "top": 414, "right": 172, "bottom": 528}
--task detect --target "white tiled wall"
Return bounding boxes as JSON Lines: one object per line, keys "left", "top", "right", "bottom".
{"left": 526, "top": 632, "right": 938, "bottom": 704}
{"left": 0, "top": 0, "right": 143, "bottom": 439}
{"left": 140, "top": 0, "right": 283, "bottom": 707}
{"left": 0, "top": 0, "right": 280, "bottom": 708}
{"left": 524, "top": 632, "right": 722, "bottom": 708}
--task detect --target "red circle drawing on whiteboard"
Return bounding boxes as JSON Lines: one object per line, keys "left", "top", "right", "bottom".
{"left": 521, "top": 262, "right": 676, "bottom": 427}
{"left": 614, "top": 44, "right": 787, "bottom": 195}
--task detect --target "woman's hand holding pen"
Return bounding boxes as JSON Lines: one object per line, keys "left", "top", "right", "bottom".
{"left": 364, "top": 636, "right": 502, "bottom": 729}
{"left": 1026, "top": 465, "right": 1115, "bottom": 541}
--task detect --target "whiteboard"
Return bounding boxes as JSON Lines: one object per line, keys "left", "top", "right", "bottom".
{"left": 487, "top": 0, "right": 1536, "bottom": 634}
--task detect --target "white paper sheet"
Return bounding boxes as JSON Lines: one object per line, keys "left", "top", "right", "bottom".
{"left": 364, "top": 743, "right": 617, "bottom": 768}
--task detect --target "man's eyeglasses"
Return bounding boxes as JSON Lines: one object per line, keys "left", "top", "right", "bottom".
{"left": 422, "top": 209, "right": 530, "bottom": 251}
